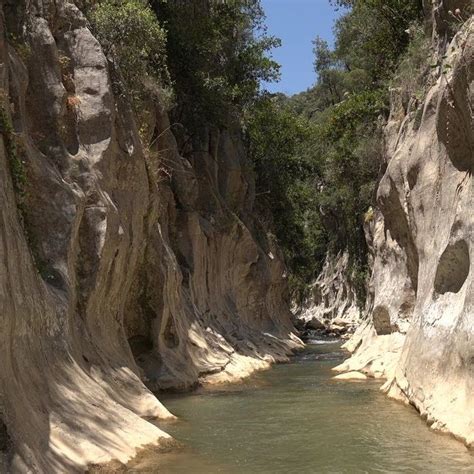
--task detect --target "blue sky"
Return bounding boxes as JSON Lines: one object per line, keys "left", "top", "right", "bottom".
{"left": 261, "top": 0, "right": 344, "bottom": 96}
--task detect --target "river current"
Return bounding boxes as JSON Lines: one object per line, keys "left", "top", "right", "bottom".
{"left": 127, "top": 340, "right": 474, "bottom": 473}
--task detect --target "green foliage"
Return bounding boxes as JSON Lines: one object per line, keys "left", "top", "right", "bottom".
{"left": 86, "top": 0, "right": 429, "bottom": 307}
{"left": 312, "top": 36, "right": 345, "bottom": 106}
{"left": 89, "top": 0, "right": 170, "bottom": 110}
{"left": 312, "top": 91, "right": 384, "bottom": 303}
{"left": 349, "top": 261, "right": 370, "bottom": 307}
{"left": 246, "top": 0, "right": 427, "bottom": 303}
{"left": 333, "top": 0, "right": 424, "bottom": 82}
{"left": 1, "top": 94, "right": 67, "bottom": 282}
{"left": 88, "top": 0, "right": 280, "bottom": 132}
{"left": 0, "top": 94, "right": 46, "bottom": 277}
{"left": 296, "top": 0, "right": 424, "bottom": 119}
{"left": 245, "top": 97, "right": 327, "bottom": 299}
{"left": 320, "top": 90, "right": 387, "bottom": 140}
{"left": 153, "top": 0, "right": 280, "bottom": 129}
{"left": 246, "top": 89, "right": 385, "bottom": 302}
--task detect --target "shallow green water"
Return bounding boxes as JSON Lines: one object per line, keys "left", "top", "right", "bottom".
{"left": 131, "top": 341, "right": 474, "bottom": 473}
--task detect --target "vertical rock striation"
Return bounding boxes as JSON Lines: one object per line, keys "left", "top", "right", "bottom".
{"left": 296, "top": 251, "right": 362, "bottom": 333}
{"left": 336, "top": 4, "right": 473, "bottom": 446}
{"left": 0, "top": 1, "right": 301, "bottom": 471}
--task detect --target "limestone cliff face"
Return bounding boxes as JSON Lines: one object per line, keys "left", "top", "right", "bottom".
{"left": 337, "top": 5, "right": 473, "bottom": 446}
{"left": 0, "top": 1, "right": 300, "bottom": 471}
{"left": 296, "top": 251, "right": 362, "bottom": 330}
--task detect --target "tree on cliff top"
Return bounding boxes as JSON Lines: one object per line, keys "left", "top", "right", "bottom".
{"left": 249, "top": 0, "right": 424, "bottom": 303}
{"left": 89, "top": 0, "right": 170, "bottom": 110}
{"left": 153, "top": 0, "right": 281, "bottom": 129}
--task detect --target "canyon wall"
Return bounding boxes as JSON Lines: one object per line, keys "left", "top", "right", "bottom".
{"left": 0, "top": 1, "right": 301, "bottom": 471}
{"left": 336, "top": 4, "right": 473, "bottom": 446}
{"left": 296, "top": 251, "right": 362, "bottom": 333}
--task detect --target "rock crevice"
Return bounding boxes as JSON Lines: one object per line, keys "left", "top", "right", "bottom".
{"left": 0, "top": 2, "right": 301, "bottom": 471}
{"left": 337, "top": 10, "right": 473, "bottom": 447}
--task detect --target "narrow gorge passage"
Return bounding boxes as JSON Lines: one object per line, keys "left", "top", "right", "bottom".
{"left": 124, "top": 340, "right": 474, "bottom": 473}
{"left": 0, "top": 0, "right": 472, "bottom": 471}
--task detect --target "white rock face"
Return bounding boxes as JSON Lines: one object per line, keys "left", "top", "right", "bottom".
{"left": 0, "top": 1, "right": 301, "bottom": 471}
{"left": 297, "top": 251, "right": 361, "bottom": 331}
{"left": 338, "top": 11, "right": 473, "bottom": 446}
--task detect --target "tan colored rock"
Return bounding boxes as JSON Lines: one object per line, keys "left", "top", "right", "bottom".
{"left": 296, "top": 251, "right": 361, "bottom": 331}
{"left": 333, "top": 371, "right": 367, "bottom": 381}
{"left": 0, "top": 1, "right": 301, "bottom": 471}
{"left": 334, "top": 323, "right": 405, "bottom": 380}
{"left": 340, "top": 12, "right": 474, "bottom": 447}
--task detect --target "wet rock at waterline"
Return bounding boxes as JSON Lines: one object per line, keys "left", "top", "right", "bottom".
{"left": 337, "top": 11, "right": 474, "bottom": 447}
{"left": 0, "top": 0, "right": 473, "bottom": 471}
{"left": 306, "top": 316, "right": 326, "bottom": 331}
{"left": 0, "top": 1, "right": 301, "bottom": 471}
{"left": 296, "top": 251, "right": 361, "bottom": 332}
{"left": 298, "top": 316, "right": 358, "bottom": 342}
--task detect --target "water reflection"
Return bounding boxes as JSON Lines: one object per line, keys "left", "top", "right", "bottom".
{"left": 128, "top": 340, "right": 474, "bottom": 473}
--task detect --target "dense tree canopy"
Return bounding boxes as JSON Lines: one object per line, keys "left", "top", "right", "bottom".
{"left": 245, "top": 96, "right": 327, "bottom": 295}
{"left": 153, "top": 0, "right": 281, "bottom": 129}
{"left": 87, "top": 0, "right": 429, "bottom": 304}
{"left": 89, "top": 0, "right": 169, "bottom": 109}
{"left": 247, "top": 0, "right": 425, "bottom": 302}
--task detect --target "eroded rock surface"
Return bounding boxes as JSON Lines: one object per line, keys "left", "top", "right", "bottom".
{"left": 0, "top": 1, "right": 301, "bottom": 471}
{"left": 296, "top": 251, "right": 361, "bottom": 337}
{"left": 337, "top": 8, "right": 473, "bottom": 446}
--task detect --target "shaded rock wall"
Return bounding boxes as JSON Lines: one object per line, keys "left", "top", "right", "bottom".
{"left": 296, "top": 251, "right": 361, "bottom": 332}
{"left": 337, "top": 5, "right": 473, "bottom": 446}
{"left": 0, "top": 1, "right": 300, "bottom": 471}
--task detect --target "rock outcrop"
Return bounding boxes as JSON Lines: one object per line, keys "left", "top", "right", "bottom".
{"left": 0, "top": 1, "right": 301, "bottom": 471}
{"left": 336, "top": 4, "right": 473, "bottom": 447}
{"left": 298, "top": 252, "right": 360, "bottom": 325}
{"left": 296, "top": 251, "right": 362, "bottom": 337}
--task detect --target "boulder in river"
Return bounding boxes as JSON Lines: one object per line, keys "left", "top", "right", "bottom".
{"left": 305, "top": 317, "right": 326, "bottom": 331}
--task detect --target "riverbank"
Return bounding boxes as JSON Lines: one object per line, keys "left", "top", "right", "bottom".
{"left": 118, "top": 340, "right": 474, "bottom": 473}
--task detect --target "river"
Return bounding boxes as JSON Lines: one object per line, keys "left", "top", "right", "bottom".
{"left": 127, "top": 340, "right": 474, "bottom": 473}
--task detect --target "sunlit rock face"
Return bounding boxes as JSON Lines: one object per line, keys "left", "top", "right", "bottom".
{"left": 0, "top": 1, "right": 301, "bottom": 471}
{"left": 296, "top": 251, "right": 362, "bottom": 336}
{"left": 338, "top": 5, "right": 473, "bottom": 446}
